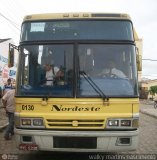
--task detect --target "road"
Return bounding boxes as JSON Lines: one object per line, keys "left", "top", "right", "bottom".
{"left": 0, "top": 103, "right": 157, "bottom": 160}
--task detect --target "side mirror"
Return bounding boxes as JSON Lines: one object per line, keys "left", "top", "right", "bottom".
{"left": 8, "top": 43, "right": 18, "bottom": 68}
{"left": 136, "top": 48, "right": 142, "bottom": 71}
{"left": 137, "top": 54, "right": 142, "bottom": 71}
{"left": 8, "top": 48, "right": 14, "bottom": 68}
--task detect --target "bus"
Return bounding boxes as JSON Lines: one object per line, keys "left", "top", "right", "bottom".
{"left": 9, "top": 13, "right": 141, "bottom": 152}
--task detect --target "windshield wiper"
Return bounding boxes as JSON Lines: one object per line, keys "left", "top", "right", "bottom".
{"left": 80, "top": 71, "right": 109, "bottom": 105}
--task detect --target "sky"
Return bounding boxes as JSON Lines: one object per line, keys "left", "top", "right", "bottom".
{"left": 0, "top": 0, "right": 157, "bottom": 79}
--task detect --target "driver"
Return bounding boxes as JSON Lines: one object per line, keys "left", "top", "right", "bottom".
{"left": 101, "top": 60, "right": 127, "bottom": 78}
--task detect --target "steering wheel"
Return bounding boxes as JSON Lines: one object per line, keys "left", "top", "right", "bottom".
{"left": 102, "top": 73, "right": 119, "bottom": 78}
{"left": 109, "top": 73, "right": 119, "bottom": 78}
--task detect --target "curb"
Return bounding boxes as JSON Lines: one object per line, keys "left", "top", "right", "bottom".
{"left": 140, "top": 102, "right": 154, "bottom": 105}
{"left": 140, "top": 109, "right": 157, "bottom": 119}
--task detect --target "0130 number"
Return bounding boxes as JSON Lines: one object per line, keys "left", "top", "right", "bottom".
{"left": 21, "top": 105, "right": 34, "bottom": 111}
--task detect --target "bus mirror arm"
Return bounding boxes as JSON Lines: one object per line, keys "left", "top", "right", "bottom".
{"left": 8, "top": 43, "right": 19, "bottom": 68}
{"left": 136, "top": 47, "right": 142, "bottom": 71}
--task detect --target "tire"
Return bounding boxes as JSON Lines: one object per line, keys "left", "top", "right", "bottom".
{"left": 154, "top": 101, "right": 157, "bottom": 109}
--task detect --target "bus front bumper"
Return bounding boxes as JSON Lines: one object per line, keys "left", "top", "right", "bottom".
{"left": 15, "top": 129, "right": 138, "bottom": 152}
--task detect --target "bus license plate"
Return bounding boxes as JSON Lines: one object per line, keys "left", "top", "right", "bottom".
{"left": 19, "top": 144, "right": 38, "bottom": 151}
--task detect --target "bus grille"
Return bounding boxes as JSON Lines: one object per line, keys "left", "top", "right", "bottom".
{"left": 46, "top": 119, "right": 105, "bottom": 129}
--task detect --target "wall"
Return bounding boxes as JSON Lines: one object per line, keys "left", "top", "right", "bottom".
{"left": 0, "top": 39, "right": 17, "bottom": 88}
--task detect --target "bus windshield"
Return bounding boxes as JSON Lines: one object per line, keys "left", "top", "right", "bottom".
{"left": 17, "top": 44, "right": 138, "bottom": 97}
{"left": 78, "top": 44, "right": 138, "bottom": 97}
{"left": 21, "top": 20, "right": 133, "bottom": 41}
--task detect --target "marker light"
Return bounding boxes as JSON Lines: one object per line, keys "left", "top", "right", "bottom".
{"left": 121, "top": 120, "right": 131, "bottom": 127}
{"left": 33, "top": 119, "right": 44, "bottom": 126}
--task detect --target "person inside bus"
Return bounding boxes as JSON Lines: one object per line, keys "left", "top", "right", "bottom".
{"left": 43, "top": 64, "right": 64, "bottom": 86}
{"left": 100, "top": 60, "right": 127, "bottom": 78}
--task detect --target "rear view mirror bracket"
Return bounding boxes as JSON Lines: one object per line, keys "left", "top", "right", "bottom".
{"left": 8, "top": 43, "right": 19, "bottom": 68}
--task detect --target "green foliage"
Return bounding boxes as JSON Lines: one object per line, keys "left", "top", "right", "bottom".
{"left": 149, "top": 86, "right": 157, "bottom": 99}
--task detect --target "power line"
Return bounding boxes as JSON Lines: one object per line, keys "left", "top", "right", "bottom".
{"left": 142, "top": 75, "right": 157, "bottom": 77}
{"left": 142, "top": 59, "right": 157, "bottom": 61}
{"left": 0, "top": 12, "right": 20, "bottom": 31}
{"left": 0, "top": 1, "right": 21, "bottom": 26}
{"left": 0, "top": 12, "right": 20, "bottom": 28}
{"left": 0, "top": 0, "right": 23, "bottom": 25}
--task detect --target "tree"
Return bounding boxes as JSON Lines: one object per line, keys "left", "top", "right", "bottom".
{"left": 149, "top": 86, "right": 157, "bottom": 100}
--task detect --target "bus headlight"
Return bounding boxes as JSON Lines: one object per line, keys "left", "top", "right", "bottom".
{"left": 108, "top": 120, "right": 119, "bottom": 126}
{"left": 22, "top": 119, "right": 31, "bottom": 126}
{"left": 106, "top": 118, "right": 138, "bottom": 128}
{"left": 20, "top": 118, "right": 45, "bottom": 128}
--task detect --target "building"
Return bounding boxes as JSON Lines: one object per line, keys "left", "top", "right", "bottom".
{"left": 0, "top": 38, "right": 17, "bottom": 88}
{"left": 141, "top": 79, "right": 157, "bottom": 99}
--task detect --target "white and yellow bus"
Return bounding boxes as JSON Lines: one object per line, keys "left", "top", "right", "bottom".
{"left": 9, "top": 13, "right": 141, "bottom": 152}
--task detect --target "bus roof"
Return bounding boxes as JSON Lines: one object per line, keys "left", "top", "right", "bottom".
{"left": 23, "top": 13, "right": 131, "bottom": 22}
